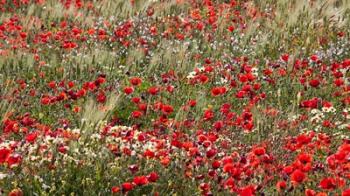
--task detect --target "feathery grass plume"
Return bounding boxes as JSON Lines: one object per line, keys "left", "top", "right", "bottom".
{"left": 126, "top": 47, "right": 145, "bottom": 66}
{"left": 149, "top": 40, "right": 192, "bottom": 75}
{"left": 80, "top": 93, "right": 120, "bottom": 134}
{"left": 0, "top": 86, "right": 13, "bottom": 125}
{"left": 152, "top": 0, "right": 190, "bottom": 18}
{"left": 96, "top": 0, "right": 153, "bottom": 19}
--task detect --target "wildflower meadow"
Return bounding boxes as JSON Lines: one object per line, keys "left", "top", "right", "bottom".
{"left": 0, "top": 0, "right": 350, "bottom": 195}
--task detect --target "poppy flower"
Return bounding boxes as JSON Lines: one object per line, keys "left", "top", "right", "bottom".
{"left": 342, "top": 189, "right": 350, "bottom": 196}
{"left": 334, "top": 78, "right": 344, "bottom": 87}
{"left": 0, "top": 148, "right": 11, "bottom": 163}
{"left": 319, "top": 177, "right": 336, "bottom": 190}
{"left": 148, "top": 86, "right": 159, "bottom": 95}
{"left": 6, "top": 154, "right": 22, "bottom": 167}
{"left": 206, "top": 148, "right": 217, "bottom": 158}
{"left": 198, "top": 74, "right": 209, "bottom": 84}
{"left": 281, "top": 54, "right": 289, "bottom": 62}
{"left": 161, "top": 104, "right": 174, "bottom": 115}
{"left": 111, "top": 186, "right": 120, "bottom": 193}
{"left": 97, "top": 91, "right": 106, "bottom": 103}
{"left": 305, "top": 189, "right": 316, "bottom": 196}
{"left": 290, "top": 169, "right": 306, "bottom": 184}
{"left": 148, "top": 172, "right": 159, "bottom": 182}
{"left": 211, "top": 87, "right": 220, "bottom": 96}
{"left": 223, "top": 163, "right": 234, "bottom": 173}
{"left": 131, "top": 97, "right": 141, "bottom": 104}
{"left": 48, "top": 81, "right": 56, "bottom": 89}
{"left": 212, "top": 160, "right": 221, "bottom": 169}
{"left": 41, "top": 97, "right": 51, "bottom": 105}
{"left": 124, "top": 86, "right": 134, "bottom": 95}
{"left": 131, "top": 110, "right": 143, "bottom": 118}
{"left": 138, "top": 103, "right": 147, "bottom": 111}
{"left": 203, "top": 110, "right": 214, "bottom": 121}
{"left": 95, "top": 77, "right": 106, "bottom": 85}
{"left": 133, "top": 176, "right": 149, "bottom": 186}
{"left": 276, "top": 181, "right": 287, "bottom": 192}
{"left": 252, "top": 147, "right": 266, "bottom": 156}
{"left": 310, "top": 55, "right": 318, "bottom": 62}
{"left": 228, "top": 25, "right": 235, "bottom": 32}
{"left": 297, "top": 153, "right": 312, "bottom": 164}
{"left": 224, "top": 177, "right": 235, "bottom": 190}
{"left": 68, "top": 81, "right": 75, "bottom": 88}
{"left": 309, "top": 79, "right": 320, "bottom": 88}
{"left": 239, "top": 185, "right": 256, "bottom": 196}
{"left": 8, "top": 188, "right": 23, "bottom": 196}
{"left": 122, "top": 182, "right": 134, "bottom": 192}
{"left": 25, "top": 132, "right": 38, "bottom": 143}
{"left": 130, "top": 77, "right": 142, "bottom": 86}
{"left": 188, "top": 100, "right": 197, "bottom": 107}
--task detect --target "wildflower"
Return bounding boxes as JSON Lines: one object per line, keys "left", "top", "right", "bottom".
{"left": 130, "top": 77, "right": 142, "bottom": 86}
{"left": 148, "top": 86, "right": 159, "bottom": 95}
{"left": 124, "top": 86, "right": 134, "bottom": 95}
{"left": 148, "top": 172, "right": 159, "bottom": 182}
{"left": 41, "top": 97, "right": 51, "bottom": 105}
{"left": 290, "top": 169, "right": 306, "bottom": 185}
{"left": 161, "top": 104, "right": 174, "bottom": 115}
{"left": 8, "top": 188, "right": 23, "bottom": 196}
{"left": 111, "top": 186, "right": 120, "bottom": 193}
{"left": 319, "top": 177, "right": 336, "bottom": 190}
{"left": 122, "top": 182, "right": 134, "bottom": 192}
{"left": 252, "top": 147, "right": 266, "bottom": 156}
{"left": 309, "top": 79, "right": 320, "bottom": 88}
{"left": 131, "top": 110, "right": 143, "bottom": 118}
{"left": 0, "top": 148, "right": 11, "bottom": 163}
{"left": 133, "top": 176, "right": 148, "bottom": 186}
{"left": 276, "top": 181, "right": 287, "bottom": 192}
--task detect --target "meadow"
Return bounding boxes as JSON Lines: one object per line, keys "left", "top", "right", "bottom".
{"left": 0, "top": 0, "right": 350, "bottom": 195}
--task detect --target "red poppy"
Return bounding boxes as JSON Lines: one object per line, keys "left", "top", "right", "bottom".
{"left": 48, "top": 81, "right": 56, "bottom": 89}
{"left": 97, "top": 91, "right": 106, "bottom": 103}
{"left": 131, "top": 110, "right": 143, "bottom": 118}
{"left": 0, "top": 147, "right": 11, "bottom": 163}
{"left": 305, "top": 189, "right": 316, "bottom": 196}
{"left": 342, "top": 189, "right": 350, "bottom": 196}
{"left": 130, "top": 77, "right": 142, "bottom": 86}
{"left": 309, "top": 79, "right": 320, "bottom": 88}
{"left": 25, "top": 132, "right": 38, "bottom": 143}
{"left": 203, "top": 110, "right": 214, "bottom": 121}
{"left": 124, "top": 86, "right": 134, "bottom": 95}
{"left": 131, "top": 97, "right": 141, "bottom": 104}
{"left": 239, "top": 185, "right": 256, "bottom": 196}
{"left": 310, "top": 55, "right": 318, "bottom": 62}
{"left": 161, "top": 104, "right": 174, "bottom": 115}
{"left": 252, "top": 147, "right": 266, "bottom": 156}
{"left": 319, "top": 177, "right": 336, "bottom": 190}
{"left": 8, "top": 188, "right": 23, "bottom": 196}
{"left": 148, "top": 86, "right": 159, "bottom": 95}
{"left": 147, "top": 172, "right": 159, "bottom": 182}
{"left": 290, "top": 169, "right": 306, "bottom": 184}
{"left": 206, "top": 148, "right": 217, "bottom": 158}
{"left": 212, "top": 160, "right": 221, "bottom": 169}
{"left": 281, "top": 54, "right": 289, "bottom": 62}
{"left": 41, "top": 97, "right": 51, "bottom": 105}
{"left": 122, "top": 182, "right": 134, "bottom": 192}
{"left": 276, "top": 181, "right": 287, "bottom": 192}
{"left": 223, "top": 163, "right": 234, "bottom": 173}
{"left": 211, "top": 87, "right": 221, "bottom": 96}
{"left": 111, "top": 186, "right": 120, "bottom": 193}
{"left": 133, "top": 176, "right": 149, "bottom": 186}
{"left": 7, "top": 154, "right": 22, "bottom": 167}
{"left": 188, "top": 99, "right": 197, "bottom": 107}
{"left": 297, "top": 153, "right": 312, "bottom": 164}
